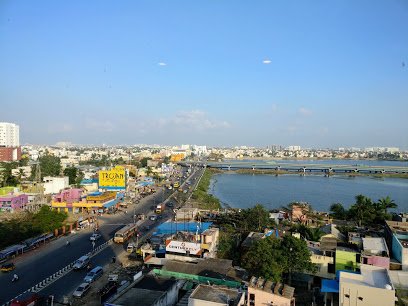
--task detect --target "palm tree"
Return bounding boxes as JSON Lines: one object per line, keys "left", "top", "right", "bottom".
{"left": 352, "top": 194, "right": 373, "bottom": 227}
{"left": 377, "top": 196, "right": 397, "bottom": 214}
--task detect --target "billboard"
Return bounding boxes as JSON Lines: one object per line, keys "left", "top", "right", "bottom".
{"left": 99, "top": 166, "right": 126, "bottom": 189}
{"left": 166, "top": 240, "right": 201, "bottom": 255}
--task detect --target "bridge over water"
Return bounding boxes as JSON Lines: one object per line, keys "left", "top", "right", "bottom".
{"left": 181, "top": 161, "right": 408, "bottom": 175}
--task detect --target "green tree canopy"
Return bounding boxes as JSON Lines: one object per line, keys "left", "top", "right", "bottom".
{"left": 329, "top": 203, "right": 348, "bottom": 220}
{"left": 242, "top": 235, "right": 315, "bottom": 284}
{"left": 63, "top": 166, "right": 78, "bottom": 185}
{"left": 33, "top": 154, "right": 61, "bottom": 179}
{"left": 32, "top": 206, "right": 67, "bottom": 232}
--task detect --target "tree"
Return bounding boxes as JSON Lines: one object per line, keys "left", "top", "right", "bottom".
{"left": 34, "top": 154, "right": 61, "bottom": 179}
{"left": 245, "top": 204, "right": 271, "bottom": 232}
{"left": 290, "top": 224, "right": 324, "bottom": 242}
{"left": 242, "top": 236, "right": 285, "bottom": 282}
{"left": 140, "top": 157, "right": 152, "bottom": 168}
{"left": 377, "top": 196, "right": 397, "bottom": 214}
{"left": 329, "top": 203, "right": 348, "bottom": 220}
{"left": 280, "top": 235, "right": 316, "bottom": 285}
{"left": 242, "top": 235, "right": 315, "bottom": 284}
{"left": 63, "top": 166, "right": 78, "bottom": 185}
{"left": 349, "top": 194, "right": 374, "bottom": 226}
{"left": 32, "top": 206, "right": 67, "bottom": 232}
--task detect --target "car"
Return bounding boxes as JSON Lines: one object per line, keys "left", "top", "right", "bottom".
{"left": 90, "top": 233, "right": 101, "bottom": 241}
{"left": 167, "top": 202, "right": 174, "bottom": 208}
{"left": 72, "top": 282, "right": 91, "bottom": 298}
{"left": 73, "top": 255, "right": 90, "bottom": 270}
{"left": 84, "top": 266, "right": 103, "bottom": 283}
{"left": 1, "top": 263, "right": 16, "bottom": 272}
{"left": 149, "top": 214, "right": 157, "bottom": 221}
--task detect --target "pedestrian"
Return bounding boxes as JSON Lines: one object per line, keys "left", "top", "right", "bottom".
{"left": 125, "top": 210, "right": 128, "bottom": 214}
{"left": 112, "top": 256, "right": 116, "bottom": 263}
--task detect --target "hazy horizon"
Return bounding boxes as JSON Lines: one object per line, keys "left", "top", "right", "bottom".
{"left": 1, "top": 1, "right": 407, "bottom": 149}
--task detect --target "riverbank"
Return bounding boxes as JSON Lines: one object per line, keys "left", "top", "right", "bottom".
{"left": 191, "top": 168, "right": 222, "bottom": 210}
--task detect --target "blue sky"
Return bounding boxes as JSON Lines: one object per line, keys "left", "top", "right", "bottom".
{"left": 1, "top": 0, "right": 407, "bottom": 148}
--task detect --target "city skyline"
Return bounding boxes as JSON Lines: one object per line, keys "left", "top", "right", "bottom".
{"left": 1, "top": 1, "right": 407, "bottom": 148}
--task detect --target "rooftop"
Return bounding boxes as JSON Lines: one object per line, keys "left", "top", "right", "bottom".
{"left": 340, "top": 264, "right": 393, "bottom": 290}
{"left": 362, "top": 237, "right": 388, "bottom": 256}
{"left": 190, "top": 284, "right": 243, "bottom": 305}
{"left": 249, "top": 276, "right": 295, "bottom": 300}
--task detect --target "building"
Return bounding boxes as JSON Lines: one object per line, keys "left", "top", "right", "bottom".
{"left": 108, "top": 275, "right": 184, "bottom": 306}
{"left": 247, "top": 276, "right": 295, "bottom": 306}
{"left": 0, "top": 122, "right": 19, "bottom": 147}
{"left": 43, "top": 176, "right": 69, "bottom": 195}
{"left": 339, "top": 264, "right": 396, "bottom": 306}
{"left": 335, "top": 249, "right": 359, "bottom": 272}
{"left": 0, "top": 193, "right": 28, "bottom": 212}
{"left": 189, "top": 284, "right": 245, "bottom": 306}
{"left": 51, "top": 188, "right": 82, "bottom": 212}
{"left": 0, "top": 122, "right": 21, "bottom": 162}
{"left": 51, "top": 191, "right": 123, "bottom": 213}
{"left": 361, "top": 237, "right": 390, "bottom": 269}
{"left": 384, "top": 221, "right": 408, "bottom": 270}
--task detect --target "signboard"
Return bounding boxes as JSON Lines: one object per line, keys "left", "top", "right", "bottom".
{"left": 99, "top": 167, "right": 126, "bottom": 189}
{"left": 166, "top": 240, "right": 201, "bottom": 255}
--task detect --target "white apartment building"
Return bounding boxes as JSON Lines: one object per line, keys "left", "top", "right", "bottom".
{"left": 0, "top": 122, "right": 19, "bottom": 147}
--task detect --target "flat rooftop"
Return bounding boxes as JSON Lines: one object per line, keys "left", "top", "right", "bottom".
{"left": 112, "top": 288, "right": 164, "bottom": 306}
{"left": 340, "top": 264, "right": 393, "bottom": 290}
{"left": 362, "top": 237, "right": 388, "bottom": 255}
{"left": 190, "top": 284, "right": 242, "bottom": 305}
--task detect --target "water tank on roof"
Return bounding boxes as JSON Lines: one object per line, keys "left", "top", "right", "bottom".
{"left": 385, "top": 284, "right": 392, "bottom": 290}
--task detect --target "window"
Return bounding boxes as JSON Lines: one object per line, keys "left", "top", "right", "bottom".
{"left": 249, "top": 293, "right": 255, "bottom": 306}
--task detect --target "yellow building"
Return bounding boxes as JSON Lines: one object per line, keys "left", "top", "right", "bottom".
{"left": 170, "top": 153, "right": 185, "bottom": 162}
{"left": 51, "top": 191, "right": 123, "bottom": 213}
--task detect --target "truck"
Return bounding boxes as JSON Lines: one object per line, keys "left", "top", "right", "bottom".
{"left": 155, "top": 203, "right": 165, "bottom": 214}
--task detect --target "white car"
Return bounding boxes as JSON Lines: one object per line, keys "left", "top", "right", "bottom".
{"left": 72, "top": 282, "right": 90, "bottom": 298}
{"left": 90, "top": 233, "right": 101, "bottom": 241}
{"left": 149, "top": 215, "right": 157, "bottom": 221}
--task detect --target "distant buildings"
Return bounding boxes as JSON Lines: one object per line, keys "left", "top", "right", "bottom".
{"left": 0, "top": 122, "right": 21, "bottom": 161}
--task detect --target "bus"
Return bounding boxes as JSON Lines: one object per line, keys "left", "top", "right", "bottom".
{"left": 113, "top": 223, "right": 138, "bottom": 243}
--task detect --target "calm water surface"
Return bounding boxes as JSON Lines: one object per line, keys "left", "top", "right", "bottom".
{"left": 209, "top": 173, "right": 408, "bottom": 212}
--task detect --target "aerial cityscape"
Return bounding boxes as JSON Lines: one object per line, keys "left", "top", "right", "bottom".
{"left": 1, "top": 1, "right": 408, "bottom": 306}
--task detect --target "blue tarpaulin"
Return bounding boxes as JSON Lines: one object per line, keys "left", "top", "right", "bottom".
{"left": 321, "top": 280, "right": 339, "bottom": 293}
{"left": 103, "top": 199, "right": 118, "bottom": 208}
{"left": 154, "top": 222, "right": 213, "bottom": 235}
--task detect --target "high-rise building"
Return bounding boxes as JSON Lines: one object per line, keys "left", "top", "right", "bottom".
{"left": 0, "top": 122, "right": 21, "bottom": 161}
{"left": 0, "top": 122, "right": 19, "bottom": 147}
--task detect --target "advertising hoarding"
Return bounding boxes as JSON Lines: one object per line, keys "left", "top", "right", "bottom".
{"left": 166, "top": 240, "right": 201, "bottom": 255}
{"left": 99, "top": 166, "right": 126, "bottom": 189}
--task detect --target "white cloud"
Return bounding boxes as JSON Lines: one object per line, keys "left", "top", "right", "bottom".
{"left": 298, "top": 107, "right": 313, "bottom": 116}
{"left": 263, "top": 59, "right": 272, "bottom": 64}
{"left": 158, "top": 62, "right": 167, "bottom": 66}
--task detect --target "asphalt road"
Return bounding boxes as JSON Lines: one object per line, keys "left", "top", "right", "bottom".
{"left": 0, "top": 166, "right": 203, "bottom": 304}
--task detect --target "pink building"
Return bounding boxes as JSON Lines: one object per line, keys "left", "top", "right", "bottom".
{"left": 0, "top": 193, "right": 29, "bottom": 212}
{"left": 53, "top": 188, "right": 83, "bottom": 204}
{"left": 52, "top": 188, "right": 83, "bottom": 211}
{"left": 362, "top": 255, "right": 390, "bottom": 269}
{"left": 362, "top": 237, "right": 390, "bottom": 269}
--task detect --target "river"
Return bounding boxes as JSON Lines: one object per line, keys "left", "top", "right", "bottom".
{"left": 208, "top": 160, "right": 408, "bottom": 212}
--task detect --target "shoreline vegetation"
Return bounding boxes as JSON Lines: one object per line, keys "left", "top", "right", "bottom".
{"left": 191, "top": 168, "right": 222, "bottom": 210}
